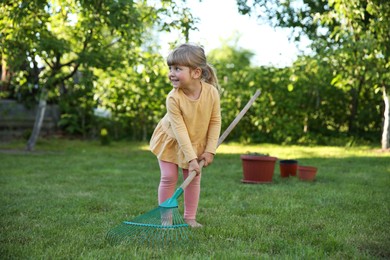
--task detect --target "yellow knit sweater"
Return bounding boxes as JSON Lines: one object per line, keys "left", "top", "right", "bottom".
{"left": 149, "top": 82, "right": 221, "bottom": 169}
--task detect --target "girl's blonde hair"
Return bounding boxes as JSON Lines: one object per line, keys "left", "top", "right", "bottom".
{"left": 167, "top": 43, "right": 220, "bottom": 91}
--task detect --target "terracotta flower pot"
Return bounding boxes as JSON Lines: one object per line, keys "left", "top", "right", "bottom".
{"left": 279, "top": 160, "right": 298, "bottom": 177}
{"left": 298, "top": 165, "right": 317, "bottom": 181}
{"left": 241, "top": 155, "right": 277, "bottom": 183}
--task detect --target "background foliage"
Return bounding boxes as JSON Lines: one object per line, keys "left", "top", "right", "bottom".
{"left": 0, "top": 0, "right": 388, "bottom": 146}
{"left": 236, "top": 0, "right": 389, "bottom": 147}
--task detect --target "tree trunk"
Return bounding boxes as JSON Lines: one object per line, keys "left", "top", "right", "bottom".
{"left": 382, "top": 86, "right": 390, "bottom": 150}
{"left": 348, "top": 87, "right": 358, "bottom": 134}
{"left": 1, "top": 58, "right": 7, "bottom": 82}
{"left": 1, "top": 58, "right": 10, "bottom": 91}
{"left": 26, "top": 89, "right": 48, "bottom": 151}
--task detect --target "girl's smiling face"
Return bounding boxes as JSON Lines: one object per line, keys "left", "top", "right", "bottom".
{"left": 168, "top": 65, "right": 192, "bottom": 89}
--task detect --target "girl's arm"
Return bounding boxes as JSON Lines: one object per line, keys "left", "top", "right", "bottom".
{"left": 204, "top": 89, "right": 221, "bottom": 155}
{"left": 200, "top": 89, "right": 221, "bottom": 166}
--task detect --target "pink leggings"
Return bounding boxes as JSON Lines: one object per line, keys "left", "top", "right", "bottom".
{"left": 158, "top": 160, "right": 201, "bottom": 220}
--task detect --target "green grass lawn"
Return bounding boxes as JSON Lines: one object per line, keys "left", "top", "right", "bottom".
{"left": 1, "top": 139, "right": 389, "bottom": 259}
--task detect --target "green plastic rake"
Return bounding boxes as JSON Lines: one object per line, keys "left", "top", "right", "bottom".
{"left": 106, "top": 187, "right": 191, "bottom": 247}
{"left": 106, "top": 90, "right": 261, "bottom": 247}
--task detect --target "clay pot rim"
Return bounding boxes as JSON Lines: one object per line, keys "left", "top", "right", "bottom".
{"left": 279, "top": 159, "right": 298, "bottom": 164}
{"left": 240, "top": 154, "right": 278, "bottom": 161}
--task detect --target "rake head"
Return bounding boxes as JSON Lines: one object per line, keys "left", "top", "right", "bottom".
{"left": 106, "top": 188, "right": 191, "bottom": 247}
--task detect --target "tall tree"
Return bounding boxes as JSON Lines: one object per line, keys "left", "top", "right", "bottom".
{"left": 0, "top": 0, "right": 190, "bottom": 150}
{"left": 237, "top": 0, "right": 390, "bottom": 149}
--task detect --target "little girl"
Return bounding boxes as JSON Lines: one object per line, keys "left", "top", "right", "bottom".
{"left": 149, "top": 43, "right": 221, "bottom": 228}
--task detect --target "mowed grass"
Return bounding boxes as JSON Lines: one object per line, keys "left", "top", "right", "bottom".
{"left": 0, "top": 138, "right": 389, "bottom": 259}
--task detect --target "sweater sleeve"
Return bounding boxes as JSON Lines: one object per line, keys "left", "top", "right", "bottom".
{"left": 166, "top": 96, "right": 198, "bottom": 162}
{"left": 205, "top": 89, "right": 221, "bottom": 154}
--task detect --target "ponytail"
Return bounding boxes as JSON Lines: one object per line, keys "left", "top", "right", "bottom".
{"left": 203, "top": 64, "right": 221, "bottom": 93}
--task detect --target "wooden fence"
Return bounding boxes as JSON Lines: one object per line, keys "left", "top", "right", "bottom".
{"left": 0, "top": 99, "right": 60, "bottom": 141}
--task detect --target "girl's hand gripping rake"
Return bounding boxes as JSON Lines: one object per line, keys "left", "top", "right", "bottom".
{"left": 106, "top": 89, "right": 261, "bottom": 247}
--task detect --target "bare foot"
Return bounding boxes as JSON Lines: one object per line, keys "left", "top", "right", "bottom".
{"left": 184, "top": 219, "right": 203, "bottom": 228}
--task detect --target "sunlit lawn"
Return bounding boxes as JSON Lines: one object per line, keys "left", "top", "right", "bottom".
{"left": 0, "top": 138, "right": 389, "bottom": 259}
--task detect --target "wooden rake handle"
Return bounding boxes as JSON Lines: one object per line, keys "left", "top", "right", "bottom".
{"left": 179, "top": 89, "right": 261, "bottom": 190}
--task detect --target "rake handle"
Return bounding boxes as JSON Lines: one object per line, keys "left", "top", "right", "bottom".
{"left": 179, "top": 89, "right": 261, "bottom": 190}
